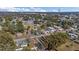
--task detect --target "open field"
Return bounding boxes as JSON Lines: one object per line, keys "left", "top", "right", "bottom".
{"left": 57, "top": 40, "right": 79, "bottom": 51}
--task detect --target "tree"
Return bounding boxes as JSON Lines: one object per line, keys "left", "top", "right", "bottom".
{"left": 16, "top": 20, "right": 24, "bottom": 33}
{"left": 0, "top": 31, "right": 16, "bottom": 51}
{"left": 0, "top": 17, "right": 3, "bottom": 25}
{"left": 23, "top": 16, "right": 29, "bottom": 21}
{"left": 34, "top": 14, "right": 42, "bottom": 20}
{"left": 61, "top": 20, "right": 73, "bottom": 29}
{"left": 9, "top": 21, "right": 16, "bottom": 34}
{"left": 2, "top": 20, "right": 15, "bottom": 34}
{"left": 2, "top": 20, "right": 10, "bottom": 31}
{"left": 4, "top": 16, "right": 12, "bottom": 21}
{"left": 43, "top": 15, "right": 59, "bottom": 26}
{"left": 40, "top": 32, "right": 69, "bottom": 50}
{"left": 40, "top": 24, "right": 46, "bottom": 29}
{"left": 27, "top": 26, "right": 30, "bottom": 31}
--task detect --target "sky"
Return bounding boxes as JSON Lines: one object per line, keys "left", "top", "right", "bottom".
{"left": 0, "top": 0, "right": 79, "bottom": 7}
{"left": 0, "top": 0, "right": 79, "bottom": 12}
{"left": 0, "top": 7, "right": 79, "bottom": 12}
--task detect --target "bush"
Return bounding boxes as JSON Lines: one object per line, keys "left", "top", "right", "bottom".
{"left": 40, "top": 32, "right": 69, "bottom": 50}
{"left": 0, "top": 31, "right": 16, "bottom": 51}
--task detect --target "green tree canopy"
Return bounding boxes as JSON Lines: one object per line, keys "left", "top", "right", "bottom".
{"left": 4, "top": 16, "right": 12, "bottom": 21}
{"left": 0, "top": 31, "right": 16, "bottom": 51}
{"left": 16, "top": 20, "right": 24, "bottom": 33}
{"left": 61, "top": 20, "right": 73, "bottom": 29}
{"left": 40, "top": 32, "right": 69, "bottom": 50}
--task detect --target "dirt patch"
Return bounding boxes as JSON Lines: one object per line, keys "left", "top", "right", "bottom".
{"left": 57, "top": 41, "right": 79, "bottom": 51}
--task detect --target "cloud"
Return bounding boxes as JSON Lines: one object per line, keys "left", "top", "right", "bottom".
{"left": 0, "top": 7, "right": 31, "bottom": 12}
{"left": 7, "top": 8, "right": 17, "bottom": 12}
{"left": 40, "top": 9, "right": 46, "bottom": 12}
{"left": 0, "top": 7, "right": 79, "bottom": 12}
{"left": 51, "top": 9, "right": 59, "bottom": 12}
{"left": 29, "top": 7, "right": 47, "bottom": 12}
{"left": 15, "top": 8, "right": 31, "bottom": 12}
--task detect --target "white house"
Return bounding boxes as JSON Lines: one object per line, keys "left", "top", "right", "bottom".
{"left": 43, "top": 27, "right": 56, "bottom": 34}
{"left": 15, "top": 38, "right": 28, "bottom": 48}
{"left": 68, "top": 33, "right": 78, "bottom": 40}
